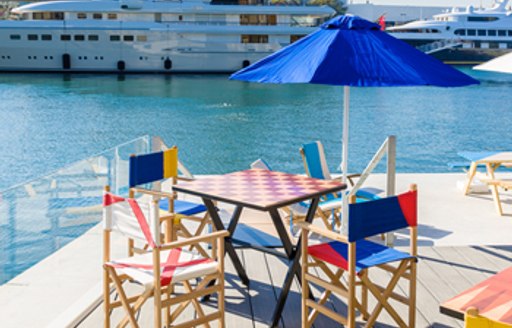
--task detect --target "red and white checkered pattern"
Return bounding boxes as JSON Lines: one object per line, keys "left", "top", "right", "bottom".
{"left": 175, "top": 169, "right": 344, "bottom": 209}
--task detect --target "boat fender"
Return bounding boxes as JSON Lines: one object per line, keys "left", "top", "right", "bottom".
{"left": 62, "top": 53, "right": 71, "bottom": 70}
{"left": 164, "top": 58, "right": 172, "bottom": 70}
{"left": 117, "top": 60, "right": 125, "bottom": 71}
{"left": 242, "top": 60, "right": 250, "bottom": 68}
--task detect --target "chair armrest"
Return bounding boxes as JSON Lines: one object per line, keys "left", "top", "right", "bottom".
{"left": 159, "top": 231, "right": 230, "bottom": 250}
{"left": 131, "top": 187, "right": 175, "bottom": 199}
{"left": 177, "top": 176, "right": 195, "bottom": 182}
{"left": 296, "top": 222, "right": 348, "bottom": 243}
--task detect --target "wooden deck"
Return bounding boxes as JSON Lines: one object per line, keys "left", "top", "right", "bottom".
{"left": 77, "top": 244, "right": 512, "bottom": 328}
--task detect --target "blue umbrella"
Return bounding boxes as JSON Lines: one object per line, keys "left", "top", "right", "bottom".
{"left": 230, "top": 15, "right": 479, "bottom": 183}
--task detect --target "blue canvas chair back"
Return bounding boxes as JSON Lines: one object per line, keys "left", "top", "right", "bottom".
{"left": 347, "top": 188, "right": 417, "bottom": 243}
{"left": 129, "top": 147, "right": 178, "bottom": 188}
{"left": 301, "top": 141, "right": 332, "bottom": 180}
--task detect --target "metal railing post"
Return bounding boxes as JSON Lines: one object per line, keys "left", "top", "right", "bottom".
{"left": 385, "top": 135, "right": 397, "bottom": 246}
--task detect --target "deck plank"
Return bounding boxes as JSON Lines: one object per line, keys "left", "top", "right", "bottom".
{"left": 76, "top": 245, "right": 512, "bottom": 328}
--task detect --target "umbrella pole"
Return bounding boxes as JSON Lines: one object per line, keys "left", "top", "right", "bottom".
{"left": 342, "top": 86, "right": 350, "bottom": 184}
{"left": 341, "top": 86, "right": 350, "bottom": 235}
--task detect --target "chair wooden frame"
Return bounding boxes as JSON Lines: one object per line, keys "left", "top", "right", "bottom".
{"left": 128, "top": 146, "right": 212, "bottom": 258}
{"left": 299, "top": 185, "right": 418, "bottom": 328}
{"left": 103, "top": 186, "right": 228, "bottom": 328}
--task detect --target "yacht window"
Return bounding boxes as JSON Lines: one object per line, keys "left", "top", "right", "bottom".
{"left": 498, "top": 30, "right": 506, "bottom": 36}
{"left": 467, "top": 29, "right": 476, "bottom": 36}
{"left": 110, "top": 35, "right": 120, "bottom": 41}
{"left": 27, "top": 34, "right": 38, "bottom": 41}
{"left": 33, "top": 13, "right": 43, "bottom": 20}
{"left": 77, "top": 13, "right": 87, "bottom": 19}
{"left": 108, "top": 13, "right": 117, "bottom": 20}
{"left": 477, "top": 29, "right": 486, "bottom": 36}
{"left": 136, "top": 35, "right": 147, "bottom": 42}
{"left": 489, "top": 42, "right": 499, "bottom": 49}
{"left": 468, "top": 16, "right": 499, "bottom": 22}
{"left": 93, "top": 13, "right": 102, "bottom": 20}
{"left": 454, "top": 29, "right": 466, "bottom": 36}
{"left": 179, "top": 15, "right": 183, "bottom": 21}
{"left": 155, "top": 13, "right": 162, "bottom": 22}
{"left": 241, "top": 34, "right": 268, "bottom": 44}
{"left": 240, "top": 14, "right": 277, "bottom": 26}
{"left": 74, "top": 35, "right": 85, "bottom": 41}
{"left": 507, "top": 42, "right": 512, "bottom": 49}
{"left": 123, "top": 35, "right": 134, "bottom": 42}
{"left": 508, "top": 30, "right": 512, "bottom": 36}
{"left": 88, "top": 35, "right": 99, "bottom": 41}
{"left": 474, "top": 41, "right": 481, "bottom": 48}
{"left": 290, "top": 35, "right": 305, "bottom": 43}
{"left": 9, "top": 34, "right": 21, "bottom": 40}
{"left": 61, "top": 34, "right": 71, "bottom": 41}
{"left": 41, "top": 34, "right": 52, "bottom": 41}
{"left": 488, "top": 30, "right": 497, "bottom": 36}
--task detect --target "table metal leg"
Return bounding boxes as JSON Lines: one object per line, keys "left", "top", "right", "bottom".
{"left": 203, "top": 198, "right": 250, "bottom": 286}
{"left": 269, "top": 197, "right": 320, "bottom": 328}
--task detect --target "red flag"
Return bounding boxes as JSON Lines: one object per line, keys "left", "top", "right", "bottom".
{"left": 377, "top": 14, "right": 386, "bottom": 31}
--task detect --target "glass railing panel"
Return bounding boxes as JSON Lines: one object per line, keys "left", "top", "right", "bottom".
{"left": 0, "top": 135, "right": 151, "bottom": 285}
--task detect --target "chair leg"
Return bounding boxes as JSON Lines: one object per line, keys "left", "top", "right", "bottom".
{"left": 103, "top": 268, "right": 111, "bottom": 328}
{"left": 106, "top": 266, "right": 140, "bottom": 328}
{"left": 361, "top": 271, "right": 369, "bottom": 321}
{"left": 362, "top": 261, "right": 409, "bottom": 328}
{"left": 408, "top": 260, "right": 417, "bottom": 327}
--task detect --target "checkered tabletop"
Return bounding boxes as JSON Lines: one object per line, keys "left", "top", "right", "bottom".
{"left": 173, "top": 169, "right": 346, "bottom": 211}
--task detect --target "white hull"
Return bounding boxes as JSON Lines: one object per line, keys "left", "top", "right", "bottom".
{"left": 0, "top": 1, "right": 334, "bottom": 73}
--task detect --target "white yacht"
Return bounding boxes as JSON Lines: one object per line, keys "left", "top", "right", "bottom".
{"left": 0, "top": 0, "right": 334, "bottom": 72}
{"left": 387, "top": 0, "right": 512, "bottom": 64}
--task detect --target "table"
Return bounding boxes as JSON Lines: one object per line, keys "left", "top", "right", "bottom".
{"left": 173, "top": 169, "right": 346, "bottom": 327}
{"left": 440, "top": 266, "right": 512, "bottom": 324}
{"left": 459, "top": 151, "right": 512, "bottom": 215}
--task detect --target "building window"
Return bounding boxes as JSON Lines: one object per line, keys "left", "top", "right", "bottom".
{"left": 110, "top": 35, "right": 120, "bottom": 41}
{"left": 77, "top": 13, "right": 86, "bottom": 19}
{"left": 108, "top": 13, "right": 117, "bottom": 20}
{"left": 41, "top": 34, "right": 52, "bottom": 41}
{"left": 88, "top": 35, "right": 99, "bottom": 41}
{"left": 27, "top": 34, "right": 38, "bottom": 41}
{"left": 61, "top": 34, "right": 71, "bottom": 41}
{"left": 123, "top": 35, "right": 134, "bottom": 42}
{"left": 74, "top": 35, "right": 85, "bottom": 41}
{"left": 241, "top": 34, "right": 268, "bottom": 44}
{"left": 136, "top": 35, "right": 147, "bottom": 42}
{"left": 9, "top": 34, "right": 21, "bottom": 40}
{"left": 93, "top": 13, "right": 102, "bottom": 19}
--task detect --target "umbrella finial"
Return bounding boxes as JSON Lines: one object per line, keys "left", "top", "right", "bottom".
{"left": 321, "top": 15, "right": 381, "bottom": 31}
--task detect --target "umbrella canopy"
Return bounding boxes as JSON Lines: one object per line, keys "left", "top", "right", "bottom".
{"left": 230, "top": 15, "right": 478, "bottom": 182}
{"left": 474, "top": 52, "right": 512, "bottom": 74}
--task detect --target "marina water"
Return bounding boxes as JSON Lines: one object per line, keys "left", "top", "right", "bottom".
{"left": 0, "top": 67, "right": 511, "bottom": 190}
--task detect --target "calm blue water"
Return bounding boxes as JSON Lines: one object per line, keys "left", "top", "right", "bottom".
{"left": 0, "top": 67, "right": 511, "bottom": 190}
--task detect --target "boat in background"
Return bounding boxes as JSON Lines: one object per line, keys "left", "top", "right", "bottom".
{"left": 0, "top": 0, "right": 334, "bottom": 73}
{"left": 387, "top": 0, "right": 512, "bottom": 64}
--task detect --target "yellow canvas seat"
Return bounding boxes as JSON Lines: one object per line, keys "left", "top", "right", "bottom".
{"left": 465, "top": 308, "right": 512, "bottom": 328}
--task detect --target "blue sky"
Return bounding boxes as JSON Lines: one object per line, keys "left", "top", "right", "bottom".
{"left": 349, "top": 0, "right": 496, "bottom": 7}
